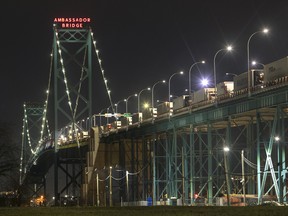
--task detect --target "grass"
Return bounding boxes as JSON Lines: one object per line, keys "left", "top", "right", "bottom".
{"left": 1, "top": 206, "right": 288, "bottom": 216}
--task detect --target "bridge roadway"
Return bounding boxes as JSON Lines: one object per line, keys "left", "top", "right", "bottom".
{"left": 102, "top": 80, "right": 287, "bottom": 137}
{"left": 22, "top": 79, "right": 288, "bottom": 206}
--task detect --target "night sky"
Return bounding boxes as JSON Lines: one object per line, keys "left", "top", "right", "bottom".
{"left": 1, "top": 0, "right": 288, "bottom": 131}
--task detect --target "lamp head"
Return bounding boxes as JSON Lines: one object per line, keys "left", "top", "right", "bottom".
{"left": 226, "top": 45, "right": 233, "bottom": 51}
{"left": 223, "top": 147, "right": 230, "bottom": 152}
{"left": 263, "top": 28, "right": 269, "bottom": 34}
{"left": 201, "top": 60, "right": 205, "bottom": 64}
{"left": 201, "top": 78, "right": 209, "bottom": 87}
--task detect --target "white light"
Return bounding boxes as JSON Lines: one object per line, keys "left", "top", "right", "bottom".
{"left": 275, "top": 136, "right": 280, "bottom": 141}
{"left": 252, "top": 61, "right": 257, "bottom": 65}
{"left": 201, "top": 78, "right": 209, "bottom": 87}
{"left": 179, "top": 71, "right": 184, "bottom": 75}
{"left": 263, "top": 28, "right": 269, "bottom": 34}
{"left": 201, "top": 60, "right": 205, "bottom": 64}
{"left": 224, "top": 147, "right": 230, "bottom": 152}
{"left": 162, "top": 80, "right": 166, "bottom": 83}
{"left": 226, "top": 45, "right": 233, "bottom": 51}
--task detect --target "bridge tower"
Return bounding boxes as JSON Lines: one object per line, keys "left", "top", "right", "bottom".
{"left": 20, "top": 102, "right": 48, "bottom": 204}
{"left": 52, "top": 20, "right": 94, "bottom": 206}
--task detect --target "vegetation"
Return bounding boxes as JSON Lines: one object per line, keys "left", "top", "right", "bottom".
{"left": 0, "top": 206, "right": 288, "bottom": 216}
{"left": 0, "top": 122, "right": 20, "bottom": 192}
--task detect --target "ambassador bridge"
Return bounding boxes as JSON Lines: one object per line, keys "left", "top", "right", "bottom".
{"left": 19, "top": 19, "right": 288, "bottom": 207}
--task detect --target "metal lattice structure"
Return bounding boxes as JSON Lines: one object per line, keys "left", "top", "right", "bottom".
{"left": 52, "top": 26, "right": 93, "bottom": 206}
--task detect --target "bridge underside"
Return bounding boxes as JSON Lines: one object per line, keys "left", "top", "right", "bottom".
{"left": 96, "top": 88, "right": 288, "bottom": 206}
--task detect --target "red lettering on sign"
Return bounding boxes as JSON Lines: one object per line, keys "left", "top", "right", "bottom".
{"left": 54, "top": 17, "right": 91, "bottom": 29}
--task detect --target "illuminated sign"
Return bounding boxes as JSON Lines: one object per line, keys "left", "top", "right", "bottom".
{"left": 53, "top": 17, "right": 91, "bottom": 28}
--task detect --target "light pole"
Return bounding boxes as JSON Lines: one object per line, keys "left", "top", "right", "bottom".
{"left": 137, "top": 87, "right": 151, "bottom": 113}
{"left": 109, "top": 166, "right": 113, "bottom": 207}
{"left": 92, "top": 168, "right": 97, "bottom": 206}
{"left": 247, "top": 28, "right": 269, "bottom": 96}
{"left": 114, "top": 100, "right": 122, "bottom": 114}
{"left": 99, "top": 108, "right": 106, "bottom": 126}
{"left": 151, "top": 80, "right": 166, "bottom": 118}
{"left": 241, "top": 150, "right": 246, "bottom": 206}
{"left": 126, "top": 171, "right": 129, "bottom": 204}
{"left": 124, "top": 93, "right": 137, "bottom": 114}
{"left": 106, "top": 105, "right": 114, "bottom": 125}
{"left": 223, "top": 146, "right": 230, "bottom": 206}
{"left": 275, "top": 136, "right": 283, "bottom": 203}
{"left": 188, "top": 61, "right": 205, "bottom": 98}
{"left": 168, "top": 71, "right": 184, "bottom": 103}
{"left": 96, "top": 172, "right": 100, "bottom": 206}
{"left": 213, "top": 46, "right": 232, "bottom": 102}
{"left": 169, "top": 71, "right": 184, "bottom": 118}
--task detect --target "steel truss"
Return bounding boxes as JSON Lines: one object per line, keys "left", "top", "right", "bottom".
{"left": 99, "top": 101, "right": 288, "bottom": 206}
{"left": 20, "top": 102, "right": 47, "bottom": 204}
{"left": 52, "top": 26, "right": 93, "bottom": 206}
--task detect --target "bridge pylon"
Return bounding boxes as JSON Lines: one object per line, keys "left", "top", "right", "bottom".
{"left": 20, "top": 102, "right": 49, "bottom": 204}
{"left": 52, "top": 24, "right": 94, "bottom": 206}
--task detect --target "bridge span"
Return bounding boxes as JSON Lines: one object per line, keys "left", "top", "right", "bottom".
{"left": 21, "top": 80, "right": 288, "bottom": 206}
{"left": 19, "top": 18, "right": 288, "bottom": 207}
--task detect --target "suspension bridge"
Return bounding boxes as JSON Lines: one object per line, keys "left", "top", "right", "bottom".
{"left": 19, "top": 18, "right": 288, "bottom": 207}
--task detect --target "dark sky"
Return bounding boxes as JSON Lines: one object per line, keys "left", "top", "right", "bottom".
{"left": 1, "top": 0, "right": 288, "bottom": 130}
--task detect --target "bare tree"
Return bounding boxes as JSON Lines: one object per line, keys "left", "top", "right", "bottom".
{"left": 0, "top": 122, "right": 20, "bottom": 191}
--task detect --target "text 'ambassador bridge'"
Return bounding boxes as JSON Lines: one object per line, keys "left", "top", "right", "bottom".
{"left": 19, "top": 17, "right": 288, "bottom": 207}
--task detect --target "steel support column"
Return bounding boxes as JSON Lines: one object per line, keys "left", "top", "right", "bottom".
{"left": 190, "top": 125, "right": 195, "bottom": 205}
{"left": 207, "top": 124, "right": 213, "bottom": 205}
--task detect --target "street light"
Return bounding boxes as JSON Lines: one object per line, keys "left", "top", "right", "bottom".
{"left": 225, "top": 72, "right": 238, "bottom": 77}
{"left": 124, "top": 93, "right": 137, "bottom": 114}
{"left": 106, "top": 104, "right": 114, "bottom": 124}
{"left": 275, "top": 135, "right": 284, "bottom": 203}
{"left": 126, "top": 171, "right": 129, "bottom": 203}
{"left": 168, "top": 71, "right": 184, "bottom": 104}
{"left": 223, "top": 146, "right": 231, "bottom": 206}
{"left": 114, "top": 100, "right": 125, "bottom": 116}
{"left": 251, "top": 60, "right": 265, "bottom": 68}
{"left": 201, "top": 78, "right": 209, "bottom": 87}
{"left": 98, "top": 108, "right": 106, "bottom": 126}
{"left": 213, "top": 46, "right": 233, "bottom": 102}
{"left": 188, "top": 60, "right": 205, "bottom": 98}
{"left": 241, "top": 150, "right": 246, "bottom": 206}
{"left": 109, "top": 166, "right": 113, "bottom": 207}
{"left": 247, "top": 28, "right": 269, "bottom": 96}
{"left": 151, "top": 80, "right": 166, "bottom": 117}
{"left": 137, "top": 87, "right": 151, "bottom": 113}
{"left": 168, "top": 71, "right": 184, "bottom": 118}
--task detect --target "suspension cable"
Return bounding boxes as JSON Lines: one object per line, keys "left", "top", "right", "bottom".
{"left": 90, "top": 29, "right": 115, "bottom": 114}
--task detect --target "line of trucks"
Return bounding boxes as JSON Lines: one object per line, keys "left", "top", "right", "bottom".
{"left": 101, "top": 56, "right": 288, "bottom": 132}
